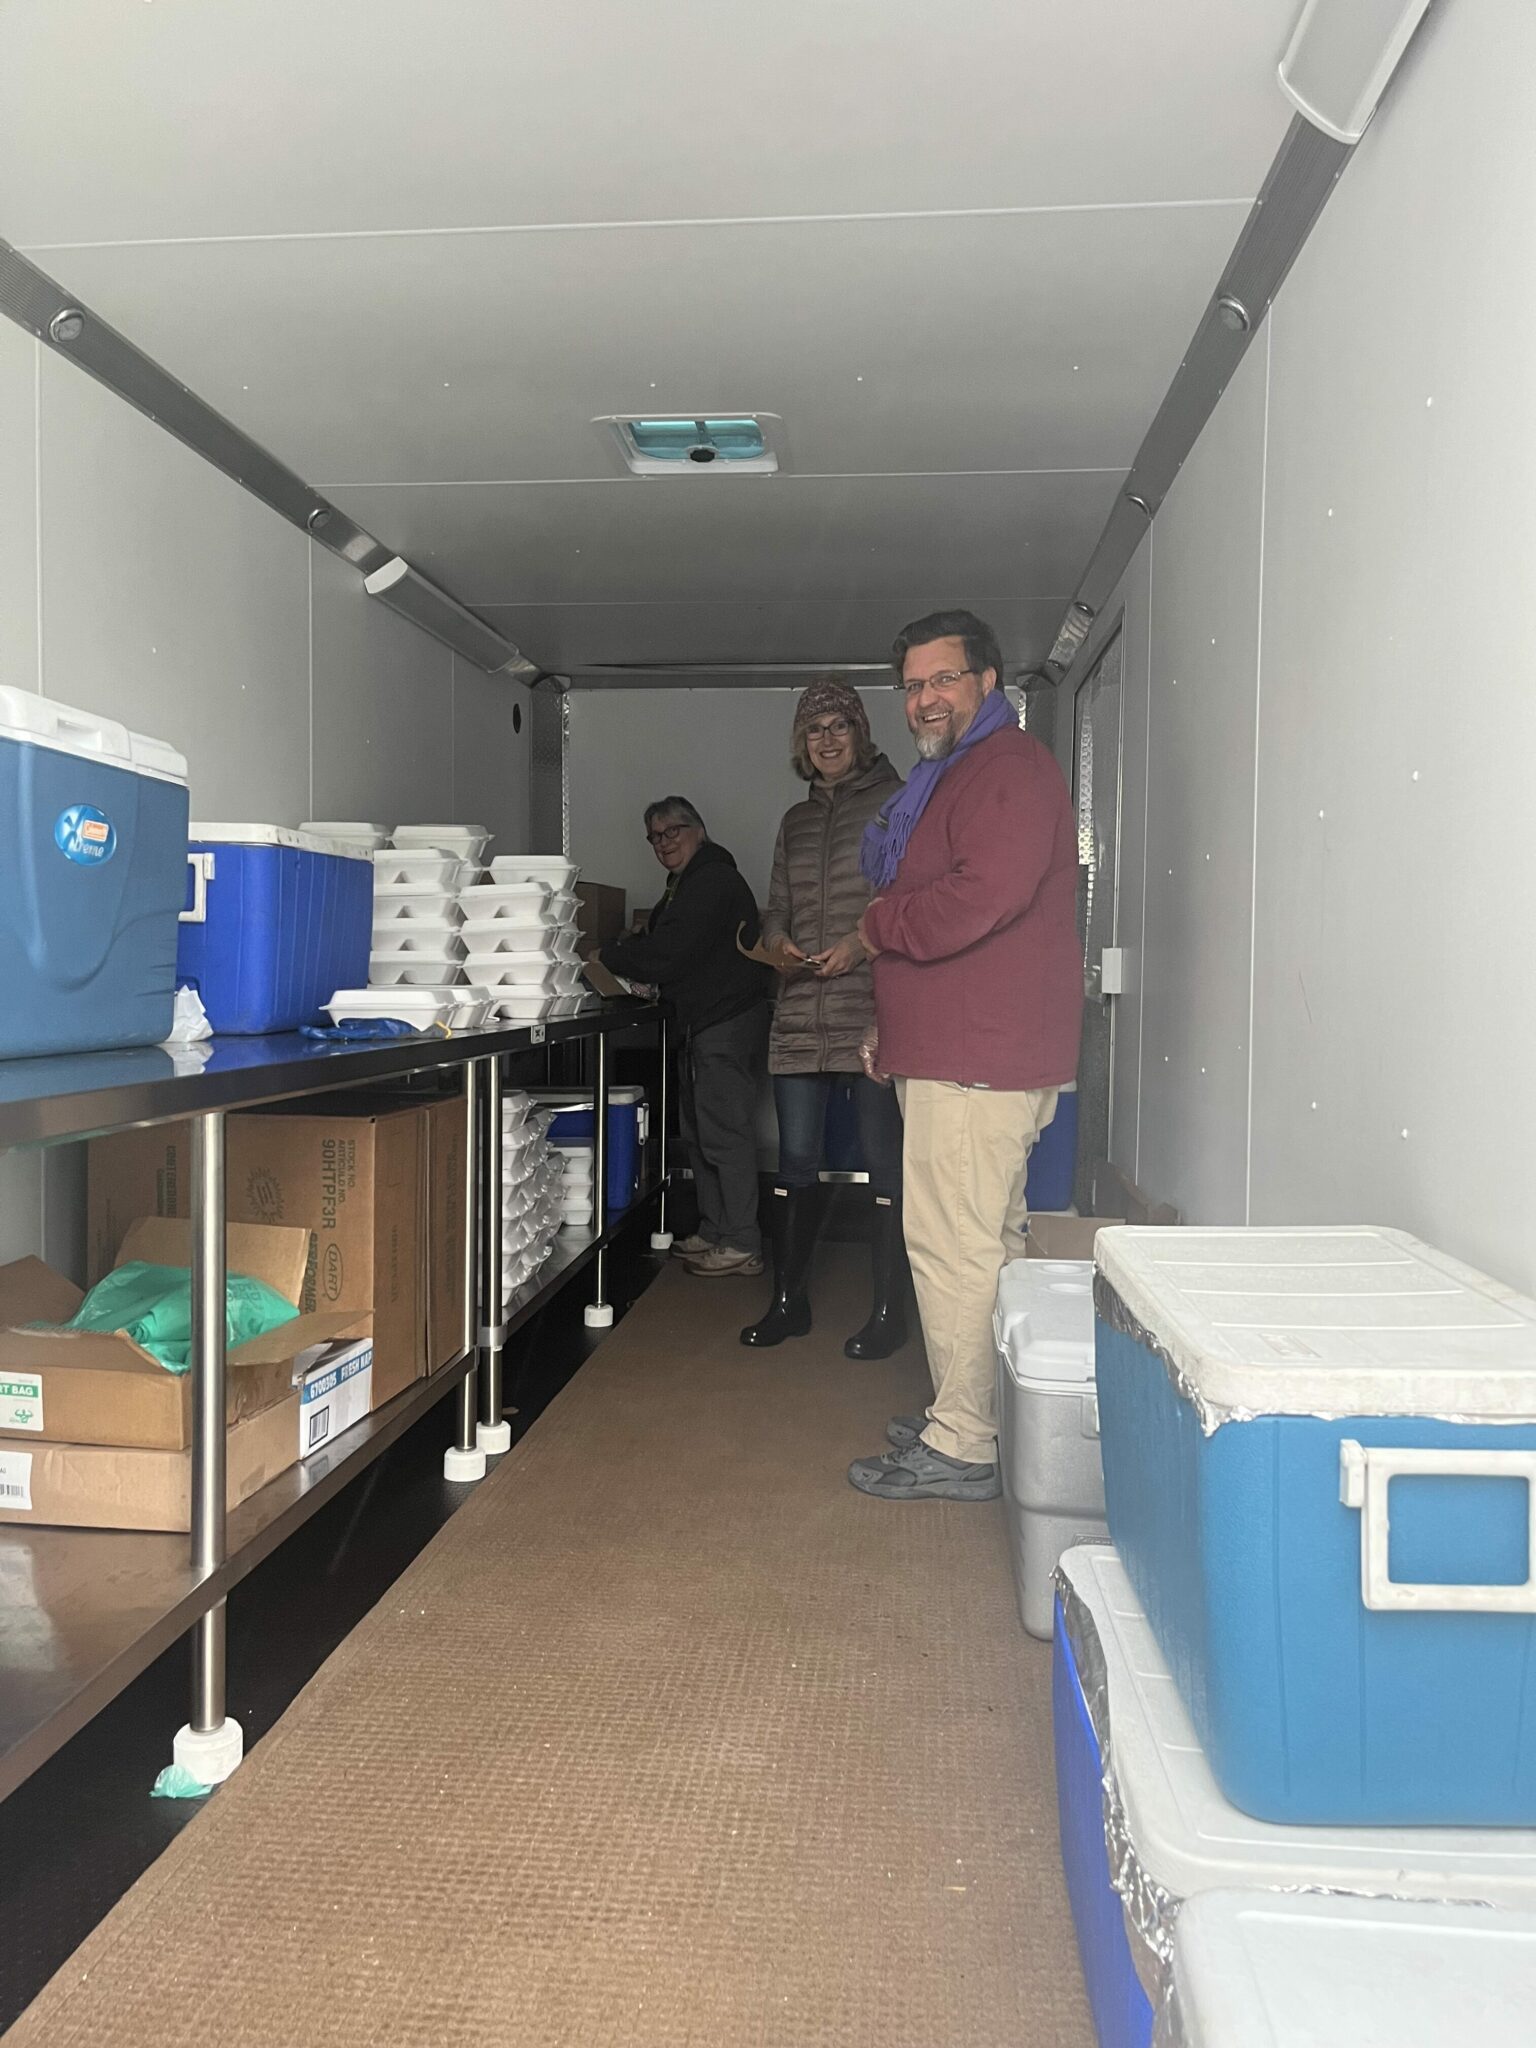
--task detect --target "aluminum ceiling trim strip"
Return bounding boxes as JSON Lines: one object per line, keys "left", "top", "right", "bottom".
{"left": 0, "top": 237, "right": 539, "bottom": 676}
{"left": 1057, "top": 115, "right": 1352, "bottom": 641}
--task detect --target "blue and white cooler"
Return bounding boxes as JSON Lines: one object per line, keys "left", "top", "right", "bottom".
{"left": 1159, "top": 1890, "right": 1536, "bottom": 2048}
{"left": 176, "top": 824, "right": 373, "bottom": 1034}
{"left": 0, "top": 685, "right": 189, "bottom": 1059}
{"left": 1051, "top": 1543, "right": 1536, "bottom": 2048}
{"left": 1093, "top": 1226, "right": 1536, "bottom": 1827}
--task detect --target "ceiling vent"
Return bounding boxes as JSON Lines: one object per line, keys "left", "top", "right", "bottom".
{"left": 599, "top": 414, "right": 781, "bottom": 475}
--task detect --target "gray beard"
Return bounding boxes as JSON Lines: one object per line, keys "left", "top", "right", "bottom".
{"left": 914, "top": 726, "right": 955, "bottom": 761}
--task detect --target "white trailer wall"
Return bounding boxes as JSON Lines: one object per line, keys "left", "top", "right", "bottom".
{"left": 1077, "top": 0, "right": 1536, "bottom": 1291}
{"left": 0, "top": 317, "right": 532, "bottom": 1272}
{"left": 566, "top": 685, "right": 916, "bottom": 909}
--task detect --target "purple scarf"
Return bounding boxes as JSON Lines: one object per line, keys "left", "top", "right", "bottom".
{"left": 860, "top": 687, "right": 1015, "bottom": 890}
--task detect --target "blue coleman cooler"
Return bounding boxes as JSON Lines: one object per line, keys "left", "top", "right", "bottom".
{"left": 176, "top": 824, "right": 373, "bottom": 1034}
{"left": 0, "top": 685, "right": 189, "bottom": 1059}
{"left": 1094, "top": 1226, "right": 1536, "bottom": 1827}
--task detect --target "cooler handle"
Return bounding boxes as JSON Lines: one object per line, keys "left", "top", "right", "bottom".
{"left": 1339, "top": 1439, "right": 1536, "bottom": 1613}
{"left": 180, "top": 851, "right": 216, "bottom": 924}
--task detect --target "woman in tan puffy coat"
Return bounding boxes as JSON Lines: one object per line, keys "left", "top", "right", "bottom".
{"left": 741, "top": 677, "right": 909, "bottom": 1357}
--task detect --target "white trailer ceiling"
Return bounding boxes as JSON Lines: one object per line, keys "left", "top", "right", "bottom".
{"left": 0, "top": 0, "right": 1301, "bottom": 677}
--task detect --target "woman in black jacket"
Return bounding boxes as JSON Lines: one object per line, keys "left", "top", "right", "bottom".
{"left": 599, "top": 798, "right": 772, "bottom": 1277}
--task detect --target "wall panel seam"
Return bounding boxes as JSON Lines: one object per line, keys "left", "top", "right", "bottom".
{"left": 1245, "top": 319, "right": 1273, "bottom": 1226}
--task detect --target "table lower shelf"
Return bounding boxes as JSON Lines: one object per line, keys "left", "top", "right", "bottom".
{"left": 0, "top": 1179, "right": 668, "bottom": 1801}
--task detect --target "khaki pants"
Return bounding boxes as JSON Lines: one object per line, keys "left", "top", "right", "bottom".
{"left": 897, "top": 1079, "right": 1059, "bottom": 1465}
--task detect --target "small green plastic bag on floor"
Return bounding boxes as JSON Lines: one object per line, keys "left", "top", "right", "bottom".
{"left": 50, "top": 1262, "right": 301, "bottom": 1373}
{"left": 150, "top": 1762, "right": 212, "bottom": 1800}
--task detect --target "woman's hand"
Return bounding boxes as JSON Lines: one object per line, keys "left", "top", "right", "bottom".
{"left": 859, "top": 1029, "right": 891, "bottom": 1087}
{"left": 810, "top": 930, "right": 867, "bottom": 979}
{"left": 857, "top": 901, "right": 883, "bottom": 959}
{"left": 769, "top": 935, "right": 810, "bottom": 974}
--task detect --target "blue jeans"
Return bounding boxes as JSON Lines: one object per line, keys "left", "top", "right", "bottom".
{"left": 772, "top": 1073, "right": 904, "bottom": 1199}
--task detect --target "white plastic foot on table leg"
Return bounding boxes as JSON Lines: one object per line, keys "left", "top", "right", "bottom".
{"left": 173, "top": 1717, "right": 244, "bottom": 1787}
{"left": 443, "top": 1443, "right": 488, "bottom": 1482}
{"left": 584, "top": 1301, "right": 615, "bottom": 1328}
{"left": 477, "top": 1419, "right": 513, "bottom": 1455}
{"left": 650, "top": 1230, "right": 674, "bottom": 1251}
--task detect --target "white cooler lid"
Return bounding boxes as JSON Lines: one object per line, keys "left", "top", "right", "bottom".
{"left": 993, "top": 1258, "right": 1095, "bottom": 1390}
{"left": 1165, "top": 1889, "right": 1536, "bottom": 2048}
{"left": 1095, "top": 1226, "right": 1536, "bottom": 1422}
{"left": 0, "top": 683, "right": 186, "bottom": 785}
{"left": 192, "top": 822, "right": 369, "bottom": 859}
{"left": 1057, "top": 1545, "right": 1536, "bottom": 1914}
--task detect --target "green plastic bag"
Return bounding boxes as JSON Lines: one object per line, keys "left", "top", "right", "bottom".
{"left": 52, "top": 1262, "right": 300, "bottom": 1374}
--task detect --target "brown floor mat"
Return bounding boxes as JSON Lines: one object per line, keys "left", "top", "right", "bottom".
{"left": 9, "top": 1247, "right": 1091, "bottom": 2048}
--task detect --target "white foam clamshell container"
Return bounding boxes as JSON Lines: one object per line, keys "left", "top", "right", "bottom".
{"left": 994, "top": 1258, "right": 1106, "bottom": 1638}
{"left": 373, "top": 852, "right": 472, "bottom": 890}
{"left": 467, "top": 953, "right": 562, "bottom": 987}
{"left": 1055, "top": 1542, "right": 1536, "bottom": 2005}
{"left": 372, "top": 887, "right": 464, "bottom": 923}
{"left": 302, "top": 821, "right": 390, "bottom": 851}
{"left": 392, "top": 823, "right": 491, "bottom": 861}
{"left": 369, "top": 955, "right": 466, "bottom": 987}
{"left": 460, "top": 924, "right": 558, "bottom": 955}
{"left": 458, "top": 882, "right": 553, "bottom": 917}
{"left": 369, "top": 926, "right": 467, "bottom": 958}
{"left": 1158, "top": 1889, "right": 1536, "bottom": 2048}
{"left": 326, "top": 988, "right": 456, "bottom": 1029}
{"left": 490, "top": 856, "right": 579, "bottom": 891}
{"left": 492, "top": 991, "right": 557, "bottom": 1021}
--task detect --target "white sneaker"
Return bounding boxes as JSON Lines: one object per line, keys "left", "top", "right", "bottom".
{"left": 684, "top": 1246, "right": 765, "bottom": 1278}
{"left": 671, "top": 1233, "right": 711, "bottom": 1259}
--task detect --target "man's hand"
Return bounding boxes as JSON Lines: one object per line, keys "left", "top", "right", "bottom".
{"left": 809, "top": 930, "right": 866, "bottom": 979}
{"left": 857, "top": 901, "right": 883, "bottom": 959}
{"left": 859, "top": 1028, "right": 890, "bottom": 1087}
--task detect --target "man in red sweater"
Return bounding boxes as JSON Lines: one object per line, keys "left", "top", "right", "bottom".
{"left": 848, "top": 609, "right": 1082, "bottom": 1502}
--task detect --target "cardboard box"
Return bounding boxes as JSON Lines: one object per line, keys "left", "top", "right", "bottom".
{"left": 0, "top": 1218, "right": 364, "bottom": 1451}
{"left": 1024, "top": 1213, "right": 1127, "bottom": 1263}
{"left": 1086, "top": 1159, "right": 1180, "bottom": 1228}
{"left": 0, "top": 1392, "right": 302, "bottom": 1532}
{"left": 574, "top": 881, "right": 626, "bottom": 947}
{"left": 297, "top": 1337, "right": 374, "bottom": 1458}
{"left": 89, "top": 1103, "right": 425, "bottom": 1409}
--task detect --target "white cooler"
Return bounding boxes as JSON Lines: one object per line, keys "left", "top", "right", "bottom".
{"left": 1159, "top": 1890, "right": 1536, "bottom": 2048}
{"left": 993, "top": 1257, "right": 1105, "bottom": 1638}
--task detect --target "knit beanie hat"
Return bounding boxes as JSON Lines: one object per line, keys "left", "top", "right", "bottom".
{"left": 792, "top": 676, "right": 871, "bottom": 748}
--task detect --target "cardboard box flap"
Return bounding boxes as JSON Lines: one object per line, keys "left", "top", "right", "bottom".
{"left": 116, "top": 1216, "right": 311, "bottom": 1308}
{"left": 233, "top": 1309, "right": 369, "bottom": 1370}
{"left": 0, "top": 1256, "right": 82, "bottom": 1330}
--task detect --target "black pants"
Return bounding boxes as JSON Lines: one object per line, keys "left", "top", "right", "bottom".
{"left": 679, "top": 1004, "right": 771, "bottom": 1254}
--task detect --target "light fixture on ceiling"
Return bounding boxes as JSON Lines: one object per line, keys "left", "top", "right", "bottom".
{"left": 1047, "top": 602, "right": 1095, "bottom": 672}
{"left": 1216, "top": 295, "right": 1251, "bottom": 334}
{"left": 48, "top": 307, "right": 84, "bottom": 344}
{"left": 599, "top": 413, "right": 783, "bottom": 476}
{"left": 362, "top": 557, "right": 533, "bottom": 676}
{"left": 1279, "top": 0, "right": 1434, "bottom": 145}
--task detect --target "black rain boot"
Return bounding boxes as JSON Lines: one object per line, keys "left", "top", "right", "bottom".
{"left": 844, "top": 1193, "right": 910, "bottom": 1360}
{"left": 739, "top": 1184, "right": 819, "bottom": 1347}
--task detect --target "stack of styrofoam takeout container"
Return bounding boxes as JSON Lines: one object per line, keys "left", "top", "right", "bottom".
{"left": 501, "top": 1089, "right": 565, "bottom": 1298}
{"left": 309, "top": 822, "right": 496, "bottom": 1031}
{"left": 551, "top": 1141, "right": 597, "bottom": 1232}
{"left": 457, "top": 854, "right": 594, "bottom": 1025}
